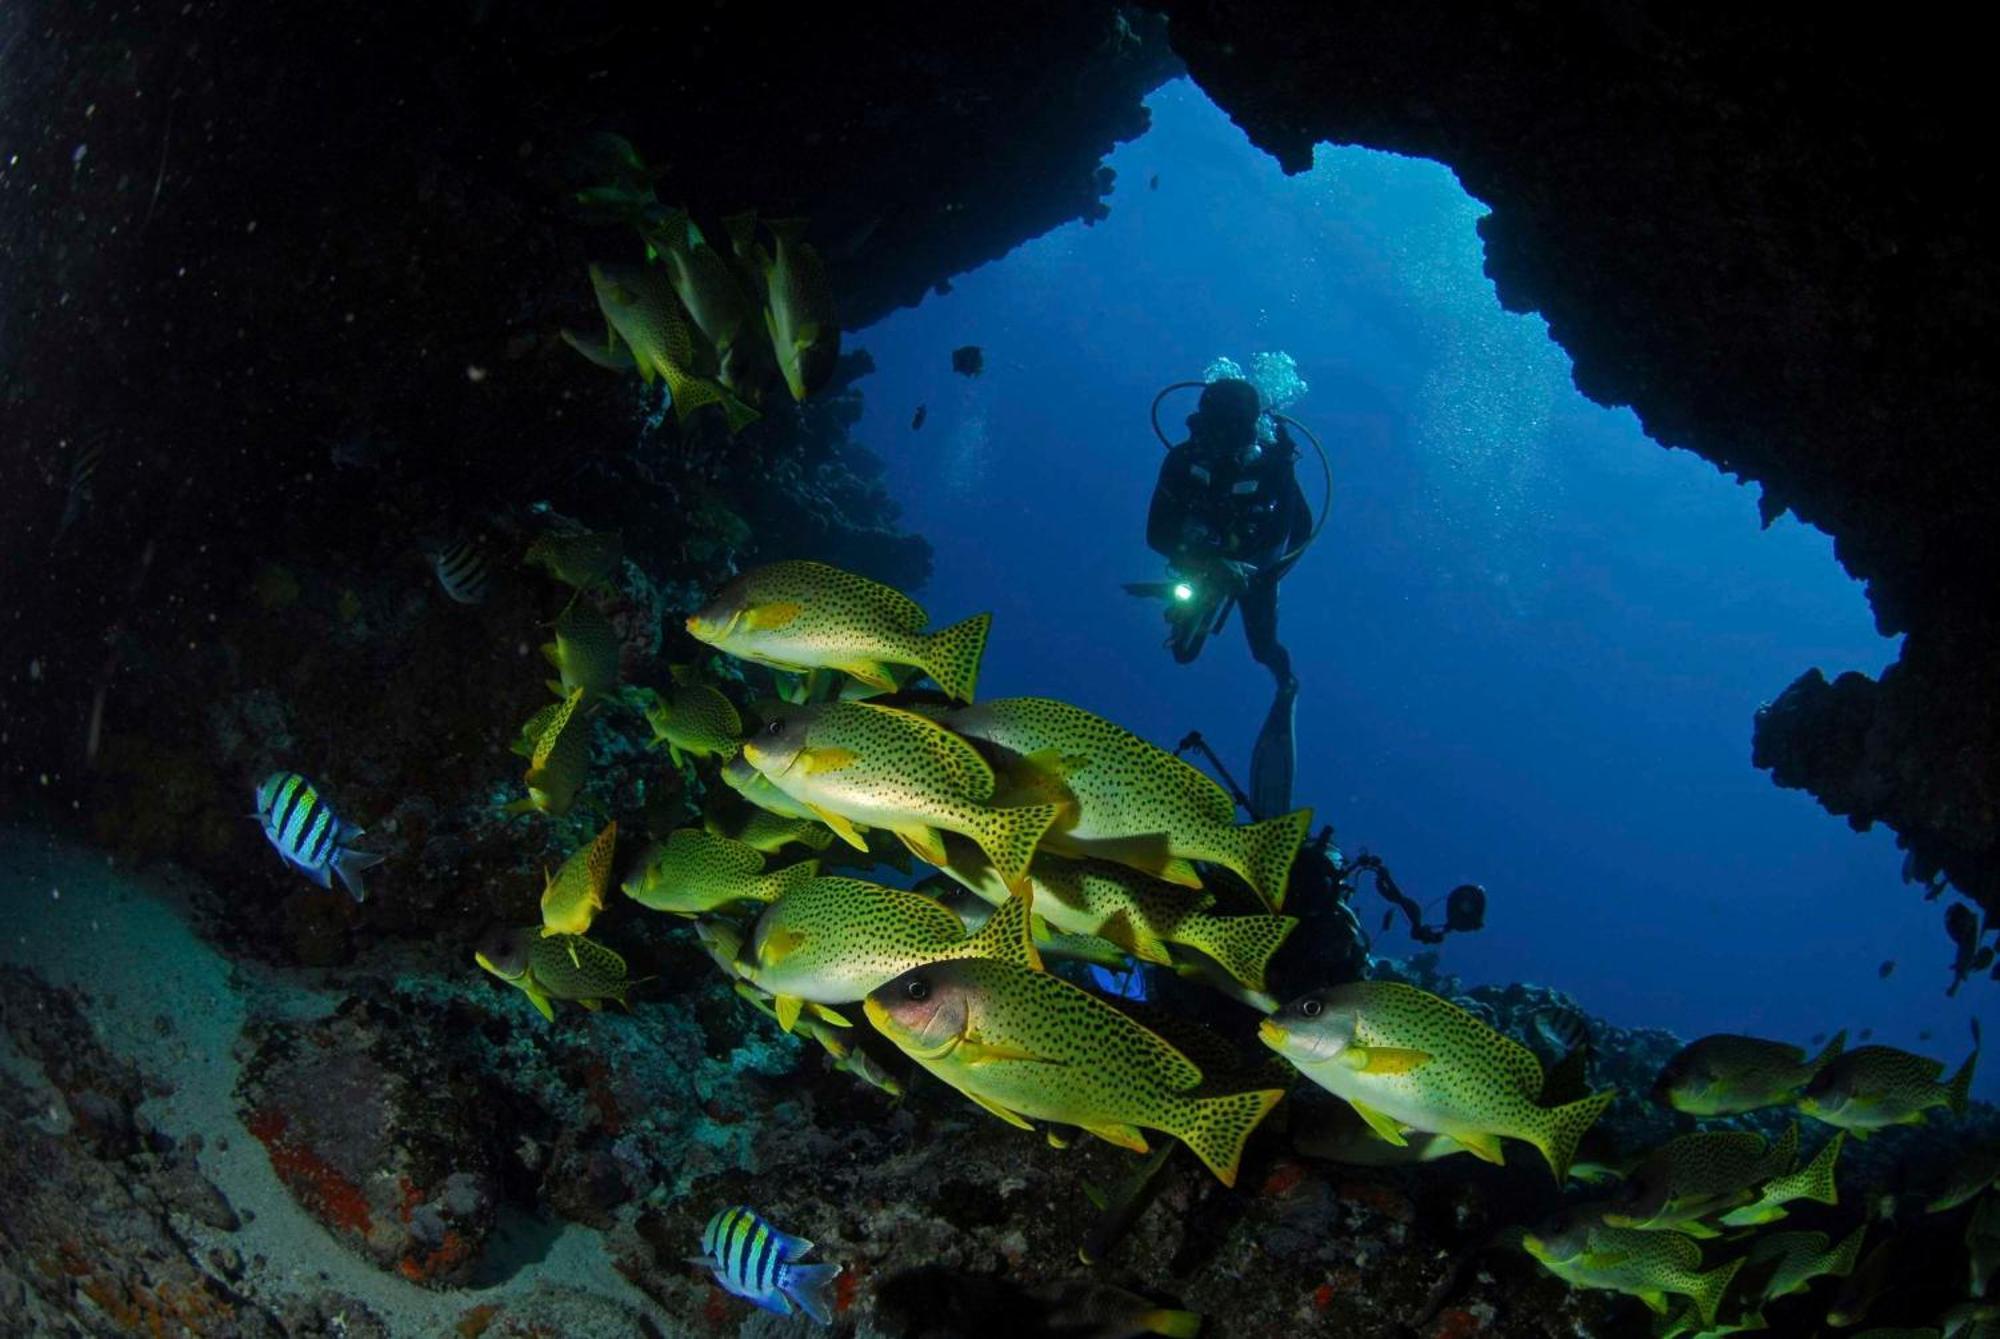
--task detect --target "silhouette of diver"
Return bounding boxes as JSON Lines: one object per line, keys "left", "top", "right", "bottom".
{"left": 1144, "top": 376, "right": 1313, "bottom": 820}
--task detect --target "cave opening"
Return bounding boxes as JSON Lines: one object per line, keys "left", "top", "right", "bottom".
{"left": 848, "top": 78, "right": 1974, "bottom": 1081}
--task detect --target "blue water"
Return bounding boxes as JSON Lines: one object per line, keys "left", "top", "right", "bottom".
{"left": 847, "top": 80, "right": 1988, "bottom": 1092}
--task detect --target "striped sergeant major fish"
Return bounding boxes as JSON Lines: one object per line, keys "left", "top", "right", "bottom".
{"left": 254, "top": 771, "right": 384, "bottom": 902}
{"left": 427, "top": 535, "right": 494, "bottom": 605}
{"left": 690, "top": 1205, "right": 838, "bottom": 1325}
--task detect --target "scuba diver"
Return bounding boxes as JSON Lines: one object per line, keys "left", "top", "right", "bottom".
{"left": 1138, "top": 376, "right": 1318, "bottom": 821}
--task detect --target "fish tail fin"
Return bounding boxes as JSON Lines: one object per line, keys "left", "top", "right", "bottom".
{"left": 778, "top": 1262, "right": 839, "bottom": 1326}
{"left": 1951, "top": 1019, "right": 1981, "bottom": 1116}
{"left": 332, "top": 845, "right": 386, "bottom": 903}
{"left": 718, "top": 384, "right": 762, "bottom": 435}
{"left": 1690, "top": 1257, "right": 1744, "bottom": 1330}
{"left": 1806, "top": 1028, "right": 1848, "bottom": 1074}
{"left": 916, "top": 612, "right": 992, "bottom": 703}
{"left": 657, "top": 359, "right": 723, "bottom": 424}
{"left": 1828, "top": 1222, "right": 1866, "bottom": 1279}
{"left": 1792, "top": 1130, "right": 1845, "bottom": 1205}
{"left": 955, "top": 886, "right": 1040, "bottom": 971}
{"left": 1530, "top": 1088, "right": 1615, "bottom": 1184}
{"left": 1232, "top": 808, "right": 1312, "bottom": 911}
{"left": 1177, "top": 1087, "right": 1286, "bottom": 1188}
{"left": 968, "top": 802, "right": 1059, "bottom": 891}
{"left": 1138, "top": 1309, "right": 1202, "bottom": 1339}
{"left": 1172, "top": 914, "right": 1298, "bottom": 995}
{"left": 755, "top": 859, "right": 820, "bottom": 903}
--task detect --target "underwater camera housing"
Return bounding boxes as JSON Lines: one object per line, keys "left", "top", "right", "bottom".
{"left": 1122, "top": 563, "right": 1246, "bottom": 663}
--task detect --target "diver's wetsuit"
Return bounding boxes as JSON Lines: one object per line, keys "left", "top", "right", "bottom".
{"left": 1145, "top": 422, "right": 1313, "bottom": 683}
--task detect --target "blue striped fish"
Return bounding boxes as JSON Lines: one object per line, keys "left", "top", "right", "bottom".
{"left": 254, "top": 772, "right": 384, "bottom": 902}
{"left": 428, "top": 535, "right": 494, "bottom": 604}
{"left": 690, "top": 1205, "right": 838, "bottom": 1325}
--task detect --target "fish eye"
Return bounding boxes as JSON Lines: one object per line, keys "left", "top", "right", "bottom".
{"left": 1300, "top": 998, "right": 1323, "bottom": 1018}
{"left": 763, "top": 719, "right": 785, "bottom": 737}
{"left": 904, "top": 977, "right": 930, "bottom": 1002}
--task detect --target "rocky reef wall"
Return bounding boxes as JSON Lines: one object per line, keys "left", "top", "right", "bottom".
{"left": 1150, "top": 0, "right": 2000, "bottom": 928}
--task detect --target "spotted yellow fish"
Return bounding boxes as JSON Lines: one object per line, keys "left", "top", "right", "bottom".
{"left": 719, "top": 749, "right": 826, "bottom": 823}
{"left": 1261, "top": 981, "right": 1613, "bottom": 1183}
{"left": 621, "top": 828, "right": 818, "bottom": 917}
{"left": 543, "top": 595, "right": 621, "bottom": 702}
{"left": 762, "top": 219, "right": 839, "bottom": 402}
{"left": 687, "top": 560, "right": 989, "bottom": 703}
{"left": 582, "top": 262, "right": 759, "bottom": 432}
{"left": 1521, "top": 1211, "right": 1743, "bottom": 1329}
{"left": 1745, "top": 1224, "right": 1864, "bottom": 1302}
{"left": 541, "top": 820, "right": 618, "bottom": 937}
{"left": 1799, "top": 1026, "right": 1979, "bottom": 1135}
{"left": 866, "top": 903, "right": 1286, "bottom": 1187}
{"left": 476, "top": 925, "right": 632, "bottom": 1022}
{"left": 651, "top": 212, "right": 761, "bottom": 393}
{"left": 1651, "top": 1031, "right": 1846, "bottom": 1116}
{"left": 645, "top": 681, "right": 742, "bottom": 765}
{"left": 925, "top": 879, "right": 1130, "bottom": 971}
{"left": 942, "top": 696, "right": 1310, "bottom": 911}
{"left": 707, "top": 802, "right": 836, "bottom": 856}
{"left": 1714, "top": 1130, "right": 1844, "bottom": 1226}
{"left": 524, "top": 529, "right": 624, "bottom": 592}
{"left": 733, "top": 981, "right": 904, "bottom": 1098}
{"left": 741, "top": 701, "right": 1056, "bottom": 890}
{"left": 504, "top": 686, "right": 591, "bottom": 817}
{"left": 1601, "top": 1124, "right": 1799, "bottom": 1235}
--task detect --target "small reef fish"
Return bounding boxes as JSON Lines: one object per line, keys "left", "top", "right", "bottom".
{"left": 543, "top": 595, "right": 621, "bottom": 702}
{"left": 540, "top": 820, "right": 617, "bottom": 937}
{"left": 942, "top": 696, "right": 1311, "bottom": 912}
{"left": 1530, "top": 1005, "right": 1592, "bottom": 1058}
{"left": 1289, "top": 1095, "right": 1472, "bottom": 1168}
{"left": 505, "top": 686, "right": 591, "bottom": 817}
{"left": 1798, "top": 1026, "right": 1979, "bottom": 1135}
{"left": 866, "top": 940, "right": 1287, "bottom": 1187}
{"left": 1827, "top": 1234, "right": 1898, "bottom": 1328}
{"left": 582, "top": 262, "right": 760, "bottom": 433}
{"left": 1713, "top": 1130, "right": 1844, "bottom": 1226}
{"left": 650, "top": 212, "right": 758, "bottom": 381}
{"left": 427, "top": 535, "right": 494, "bottom": 604}
{"left": 1031, "top": 1279, "right": 1201, "bottom": 1339}
{"left": 909, "top": 403, "right": 927, "bottom": 431}
{"left": 691, "top": 1205, "right": 838, "bottom": 1326}
{"left": 951, "top": 344, "right": 983, "bottom": 377}
{"left": 687, "top": 559, "right": 992, "bottom": 703}
{"left": 939, "top": 844, "right": 1296, "bottom": 997}
{"left": 741, "top": 701, "right": 1057, "bottom": 890}
{"left": 644, "top": 681, "right": 742, "bottom": 765}
{"left": 925, "top": 879, "right": 1130, "bottom": 971}
{"left": 1745, "top": 1224, "right": 1865, "bottom": 1301}
{"left": 708, "top": 801, "right": 836, "bottom": 855}
{"left": 621, "top": 828, "right": 818, "bottom": 917}
{"left": 1927, "top": 1143, "right": 2000, "bottom": 1213}
{"left": 475, "top": 926, "right": 632, "bottom": 1021}
{"left": 1520, "top": 1212, "right": 1744, "bottom": 1329}
{"left": 740, "top": 876, "right": 1034, "bottom": 1031}
{"left": 510, "top": 699, "right": 564, "bottom": 758}
{"left": 1260, "top": 982, "right": 1613, "bottom": 1183}
{"left": 1601, "top": 1124, "right": 1800, "bottom": 1234}
{"left": 254, "top": 771, "right": 383, "bottom": 902}
{"left": 524, "top": 529, "right": 624, "bottom": 592}
{"left": 734, "top": 982, "right": 904, "bottom": 1098}
{"left": 1650, "top": 1031, "right": 1846, "bottom": 1116}
{"left": 719, "top": 748, "right": 827, "bottom": 822}
{"left": 761, "top": 219, "right": 840, "bottom": 402}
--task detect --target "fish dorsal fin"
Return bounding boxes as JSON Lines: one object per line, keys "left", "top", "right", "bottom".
{"left": 860, "top": 704, "right": 995, "bottom": 798}
{"left": 953, "top": 887, "right": 1042, "bottom": 972}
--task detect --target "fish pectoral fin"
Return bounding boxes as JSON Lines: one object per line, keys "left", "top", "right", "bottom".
{"left": 524, "top": 984, "right": 556, "bottom": 1023}
{"left": 1579, "top": 1250, "right": 1634, "bottom": 1271}
{"left": 1341, "top": 1045, "right": 1433, "bottom": 1075}
{"left": 758, "top": 928, "right": 807, "bottom": 967}
{"left": 1452, "top": 1130, "right": 1506, "bottom": 1166}
{"left": 539, "top": 641, "right": 561, "bottom": 668}
{"left": 797, "top": 746, "right": 859, "bottom": 775}
{"left": 1082, "top": 1121, "right": 1151, "bottom": 1154}
{"left": 773, "top": 994, "right": 805, "bottom": 1034}
{"left": 896, "top": 825, "right": 950, "bottom": 868}
{"left": 1018, "top": 748, "right": 1089, "bottom": 781}
{"left": 963, "top": 1090, "right": 1035, "bottom": 1131}
{"left": 804, "top": 803, "right": 870, "bottom": 852}
{"left": 742, "top": 600, "right": 803, "bottom": 631}
{"left": 1346, "top": 1099, "right": 1410, "bottom": 1147}
{"left": 806, "top": 1003, "right": 852, "bottom": 1027}
{"left": 958, "top": 1036, "right": 1063, "bottom": 1067}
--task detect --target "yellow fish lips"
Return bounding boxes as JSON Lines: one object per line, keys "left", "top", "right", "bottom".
{"left": 1258, "top": 1018, "right": 1290, "bottom": 1048}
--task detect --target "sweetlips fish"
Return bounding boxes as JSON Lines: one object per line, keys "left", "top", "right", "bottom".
{"left": 254, "top": 771, "right": 384, "bottom": 901}
{"left": 761, "top": 218, "right": 839, "bottom": 402}
{"left": 540, "top": 820, "right": 617, "bottom": 938}
{"left": 476, "top": 925, "right": 632, "bottom": 1022}
{"left": 1651, "top": 1295, "right": 1768, "bottom": 1339}
{"left": 938, "top": 842, "right": 1296, "bottom": 997}
{"left": 543, "top": 595, "right": 621, "bottom": 702}
{"left": 649, "top": 211, "right": 763, "bottom": 395}
{"left": 708, "top": 802, "right": 836, "bottom": 855}
{"left": 688, "top": 560, "right": 991, "bottom": 703}
{"left": 733, "top": 981, "right": 904, "bottom": 1098}
{"left": 511, "top": 699, "right": 564, "bottom": 758}
{"left": 644, "top": 680, "right": 742, "bottom": 766}
{"left": 691, "top": 1205, "right": 838, "bottom": 1326}
{"left": 941, "top": 696, "right": 1310, "bottom": 911}
{"left": 1744, "top": 1224, "right": 1865, "bottom": 1301}
{"left": 740, "top": 876, "right": 1036, "bottom": 1032}
{"left": 1714, "top": 1130, "right": 1845, "bottom": 1226}
{"left": 740, "top": 701, "right": 1057, "bottom": 889}
{"left": 1799, "top": 1025, "right": 1980, "bottom": 1135}
{"left": 865, "top": 932, "right": 1287, "bottom": 1187}
{"left": 1601, "top": 1124, "right": 1801, "bottom": 1235}
{"left": 1651, "top": 1031, "right": 1846, "bottom": 1116}
{"left": 580, "top": 262, "right": 760, "bottom": 432}
{"left": 524, "top": 528, "right": 624, "bottom": 592}
{"left": 1260, "top": 981, "right": 1614, "bottom": 1183}
{"left": 505, "top": 686, "right": 592, "bottom": 817}
{"left": 621, "top": 828, "right": 818, "bottom": 917}
{"left": 719, "top": 748, "right": 826, "bottom": 822}
{"left": 924, "top": 878, "right": 1130, "bottom": 970}
{"left": 1521, "top": 1209, "right": 1744, "bottom": 1329}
